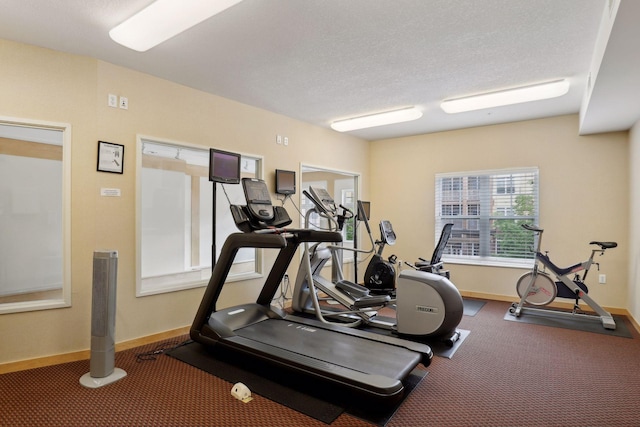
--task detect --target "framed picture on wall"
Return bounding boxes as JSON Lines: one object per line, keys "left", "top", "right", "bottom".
{"left": 97, "top": 140, "right": 124, "bottom": 174}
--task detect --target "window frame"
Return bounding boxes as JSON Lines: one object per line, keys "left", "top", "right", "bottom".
{"left": 135, "top": 135, "right": 263, "bottom": 297}
{"left": 0, "top": 117, "right": 72, "bottom": 314}
{"left": 435, "top": 167, "right": 539, "bottom": 269}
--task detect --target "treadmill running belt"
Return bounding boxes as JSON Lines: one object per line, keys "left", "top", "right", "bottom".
{"left": 236, "top": 319, "right": 421, "bottom": 380}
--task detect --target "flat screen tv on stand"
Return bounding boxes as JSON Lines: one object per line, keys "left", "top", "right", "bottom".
{"left": 209, "top": 148, "right": 241, "bottom": 267}
{"left": 209, "top": 148, "right": 241, "bottom": 184}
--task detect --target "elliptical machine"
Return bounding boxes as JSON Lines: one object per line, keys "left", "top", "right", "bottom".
{"left": 291, "top": 187, "right": 464, "bottom": 346}
{"left": 363, "top": 220, "right": 398, "bottom": 295}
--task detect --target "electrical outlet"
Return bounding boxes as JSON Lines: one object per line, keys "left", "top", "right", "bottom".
{"left": 599, "top": 274, "right": 606, "bottom": 284}
{"left": 283, "top": 136, "right": 289, "bottom": 146}
{"left": 108, "top": 94, "right": 118, "bottom": 108}
{"left": 119, "top": 96, "right": 128, "bottom": 110}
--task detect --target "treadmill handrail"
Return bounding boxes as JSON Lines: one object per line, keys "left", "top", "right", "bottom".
{"left": 191, "top": 232, "right": 287, "bottom": 337}
{"left": 192, "top": 229, "right": 344, "bottom": 342}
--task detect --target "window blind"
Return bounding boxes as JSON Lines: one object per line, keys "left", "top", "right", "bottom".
{"left": 435, "top": 168, "right": 539, "bottom": 265}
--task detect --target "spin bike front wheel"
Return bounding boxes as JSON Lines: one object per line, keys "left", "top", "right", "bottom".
{"left": 516, "top": 271, "right": 556, "bottom": 306}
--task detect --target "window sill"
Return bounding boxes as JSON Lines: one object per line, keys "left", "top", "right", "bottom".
{"left": 0, "top": 298, "right": 71, "bottom": 315}
{"left": 137, "top": 269, "right": 263, "bottom": 297}
{"left": 442, "top": 256, "right": 534, "bottom": 270}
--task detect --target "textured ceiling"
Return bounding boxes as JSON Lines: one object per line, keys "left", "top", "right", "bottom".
{"left": 0, "top": 0, "right": 638, "bottom": 140}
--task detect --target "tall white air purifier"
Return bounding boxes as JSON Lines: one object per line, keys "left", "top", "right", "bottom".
{"left": 80, "top": 250, "right": 127, "bottom": 388}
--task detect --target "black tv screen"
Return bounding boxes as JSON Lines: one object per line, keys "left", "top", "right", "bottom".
{"left": 275, "top": 169, "right": 296, "bottom": 195}
{"left": 209, "top": 148, "right": 240, "bottom": 184}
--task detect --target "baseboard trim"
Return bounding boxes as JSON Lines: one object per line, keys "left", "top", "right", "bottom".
{"left": 3, "top": 292, "right": 638, "bottom": 374}
{"left": 0, "top": 326, "right": 190, "bottom": 374}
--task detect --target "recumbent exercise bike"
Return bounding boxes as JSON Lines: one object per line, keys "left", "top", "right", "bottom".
{"left": 363, "top": 221, "right": 455, "bottom": 295}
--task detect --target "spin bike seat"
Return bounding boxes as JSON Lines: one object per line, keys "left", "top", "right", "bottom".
{"left": 589, "top": 241, "right": 617, "bottom": 250}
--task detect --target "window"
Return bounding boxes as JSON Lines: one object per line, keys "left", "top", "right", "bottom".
{"left": 435, "top": 168, "right": 538, "bottom": 267}
{"left": 341, "top": 188, "right": 356, "bottom": 242}
{"left": 0, "top": 120, "right": 71, "bottom": 314}
{"left": 495, "top": 176, "right": 516, "bottom": 194}
{"left": 137, "top": 138, "right": 261, "bottom": 296}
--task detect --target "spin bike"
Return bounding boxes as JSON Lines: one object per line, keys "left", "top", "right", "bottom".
{"left": 292, "top": 186, "right": 463, "bottom": 346}
{"left": 509, "top": 223, "right": 617, "bottom": 330}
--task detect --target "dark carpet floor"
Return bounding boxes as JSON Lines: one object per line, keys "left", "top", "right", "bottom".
{"left": 2, "top": 299, "right": 639, "bottom": 426}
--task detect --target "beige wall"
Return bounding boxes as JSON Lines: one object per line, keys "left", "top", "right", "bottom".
{"left": 0, "top": 39, "right": 369, "bottom": 365}
{"left": 370, "top": 115, "right": 629, "bottom": 310}
{"left": 0, "top": 40, "right": 99, "bottom": 365}
{"left": 0, "top": 38, "right": 635, "bottom": 366}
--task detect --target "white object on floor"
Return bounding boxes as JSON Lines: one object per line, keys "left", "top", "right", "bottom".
{"left": 231, "top": 382, "right": 253, "bottom": 402}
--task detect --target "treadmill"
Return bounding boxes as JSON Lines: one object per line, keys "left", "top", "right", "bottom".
{"left": 190, "top": 178, "right": 432, "bottom": 403}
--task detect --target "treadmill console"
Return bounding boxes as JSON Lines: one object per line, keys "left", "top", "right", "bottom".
{"left": 231, "top": 178, "right": 292, "bottom": 232}
{"left": 243, "top": 178, "right": 274, "bottom": 220}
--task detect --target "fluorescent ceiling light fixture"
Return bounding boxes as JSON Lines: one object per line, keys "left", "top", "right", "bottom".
{"left": 440, "top": 79, "right": 570, "bottom": 114}
{"left": 331, "top": 107, "right": 423, "bottom": 132}
{"left": 109, "top": 0, "right": 243, "bottom": 52}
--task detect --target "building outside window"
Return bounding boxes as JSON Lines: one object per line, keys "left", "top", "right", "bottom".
{"left": 435, "top": 168, "right": 539, "bottom": 267}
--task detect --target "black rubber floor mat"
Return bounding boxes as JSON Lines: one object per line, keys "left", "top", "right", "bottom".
{"left": 167, "top": 341, "right": 427, "bottom": 426}
{"left": 503, "top": 308, "right": 632, "bottom": 338}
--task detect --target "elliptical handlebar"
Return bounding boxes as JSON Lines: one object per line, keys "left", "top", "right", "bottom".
{"left": 337, "top": 204, "right": 353, "bottom": 230}
{"left": 303, "top": 188, "right": 375, "bottom": 255}
{"left": 354, "top": 200, "right": 375, "bottom": 255}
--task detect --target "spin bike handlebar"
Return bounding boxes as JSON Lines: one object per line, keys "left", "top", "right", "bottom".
{"left": 522, "top": 223, "right": 617, "bottom": 251}
{"left": 522, "top": 223, "right": 543, "bottom": 233}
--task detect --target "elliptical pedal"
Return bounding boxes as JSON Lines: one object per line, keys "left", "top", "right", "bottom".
{"left": 336, "top": 279, "right": 371, "bottom": 298}
{"left": 352, "top": 294, "right": 391, "bottom": 308}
